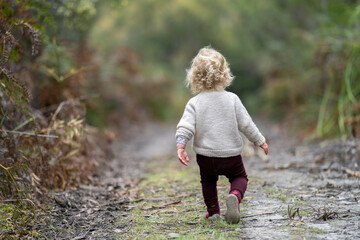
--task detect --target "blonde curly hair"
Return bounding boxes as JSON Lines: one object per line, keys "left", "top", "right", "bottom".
{"left": 186, "top": 46, "right": 234, "bottom": 94}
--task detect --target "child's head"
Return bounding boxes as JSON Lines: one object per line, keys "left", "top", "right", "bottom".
{"left": 186, "top": 46, "right": 234, "bottom": 94}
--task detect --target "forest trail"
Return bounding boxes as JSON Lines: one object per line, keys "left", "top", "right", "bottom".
{"left": 41, "top": 121, "right": 359, "bottom": 239}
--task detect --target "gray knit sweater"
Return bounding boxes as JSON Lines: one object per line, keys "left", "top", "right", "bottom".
{"left": 176, "top": 90, "right": 265, "bottom": 158}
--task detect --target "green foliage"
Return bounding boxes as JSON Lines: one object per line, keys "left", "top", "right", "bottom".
{"left": 49, "top": 0, "right": 100, "bottom": 43}
{"left": 3, "top": 0, "right": 359, "bottom": 137}
{"left": 37, "top": 38, "right": 75, "bottom": 83}
{"left": 0, "top": 0, "right": 100, "bottom": 202}
{"left": 1, "top": 1, "right": 14, "bottom": 18}
{"left": 0, "top": 70, "right": 32, "bottom": 200}
{"left": 16, "top": 0, "right": 54, "bottom": 27}
{"left": 0, "top": 72, "right": 30, "bottom": 110}
{"left": 88, "top": 0, "right": 314, "bottom": 115}
{"left": 314, "top": 1, "right": 360, "bottom": 137}
{"left": 56, "top": 0, "right": 98, "bottom": 30}
{"left": 1, "top": 0, "right": 46, "bottom": 200}
{"left": 89, "top": 0, "right": 359, "bottom": 137}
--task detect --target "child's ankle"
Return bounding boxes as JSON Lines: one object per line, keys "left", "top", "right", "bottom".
{"left": 229, "top": 190, "right": 242, "bottom": 203}
{"left": 206, "top": 202, "right": 220, "bottom": 216}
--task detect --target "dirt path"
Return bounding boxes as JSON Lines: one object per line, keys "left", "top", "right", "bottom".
{"left": 38, "top": 122, "right": 176, "bottom": 239}
{"left": 241, "top": 121, "right": 360, "bottom": 239}
{"left": 40, "top": 121, "right": 359, "bottom": 239}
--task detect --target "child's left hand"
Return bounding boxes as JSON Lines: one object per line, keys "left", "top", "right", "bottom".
{"left": 260, "top": 142, "right": 269, "bottom": 155}
{"left": 177, "top": 143, "right": 190, "bottom": 166}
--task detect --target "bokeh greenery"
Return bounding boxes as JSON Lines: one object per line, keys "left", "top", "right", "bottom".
{"left": 2, "top": 0, "right": 360, "bottom": 136}
{"left": 88, "top": 0, "right": 360, "bottom": 137}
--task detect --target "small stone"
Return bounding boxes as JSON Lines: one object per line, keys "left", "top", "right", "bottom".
{"left": 114, "top": 229, "right": 122, "bottom": 233}
{"left": 168, "top": 233, "right": 180, "bottom": 238}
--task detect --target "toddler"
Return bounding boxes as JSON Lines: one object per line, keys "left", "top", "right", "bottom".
{"left": 175, "top": 46, "right": 268, "bottom": 224}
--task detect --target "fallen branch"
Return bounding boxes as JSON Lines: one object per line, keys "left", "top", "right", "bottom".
{"left": 342, "top": 167, "right": 360, "bottom": 178}
{"left": 241, "top": 211, "right": 278, "bottom": 218}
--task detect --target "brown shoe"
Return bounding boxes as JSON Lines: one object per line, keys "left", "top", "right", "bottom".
{"left": 224, "top": 194, "right": 240, "bottom": 224}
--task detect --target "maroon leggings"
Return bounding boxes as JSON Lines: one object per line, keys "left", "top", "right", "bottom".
{"left": 196, "top": 154, "right": 248, "bottom": 208}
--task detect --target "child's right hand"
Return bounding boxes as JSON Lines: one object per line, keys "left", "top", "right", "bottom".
{"left": 177, "top": 143, "right": 190, "bottom": 166}
{"left": 260, "top": 142, "right": 269, "bottom": 155}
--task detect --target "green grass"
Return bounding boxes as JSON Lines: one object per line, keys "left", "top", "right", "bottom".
{"left": 289, "top": 225, "right": 326, "bottom": 236}
{"left": 115, "top": 154, "right": 328, "bottom": 239}
{"left": 261, "top": 185, "right": 289, "bottom": 203}
{"left": 261, "top": 185, "right": 310, "bottom": 207}
{"left": 0, "top": 202, "right": 41, "bottom": 239}
{"left": 115, "top": 155, "right": 246, "bottom": 239}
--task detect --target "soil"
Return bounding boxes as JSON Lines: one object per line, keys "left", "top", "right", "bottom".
{"left": 36, "top": 122, "right": 176, "bottom": 239}
{"left": 241, "top": 120, "right": 360, "bottom": 239}
{"left": 37, "top": 121, "right": 360, "bottom": 239}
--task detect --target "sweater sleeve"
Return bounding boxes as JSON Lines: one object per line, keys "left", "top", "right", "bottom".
{"left": 175, "top": 99, "right": 196, "bottom": 142}
{"left": 235, "top": 96, "right": 265, "bottom": 146}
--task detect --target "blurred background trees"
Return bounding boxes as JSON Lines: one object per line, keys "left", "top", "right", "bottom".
{"left": 90, "top": 0, "right": 360, "bottom": 137}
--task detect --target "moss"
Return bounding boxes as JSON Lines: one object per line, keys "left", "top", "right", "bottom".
{"left": 0, "top": 203, "right": 42, "bottom": 239}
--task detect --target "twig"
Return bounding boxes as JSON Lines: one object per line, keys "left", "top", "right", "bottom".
{"left": 38, "top": 95, "right": 89, "bottom": 113}
{"left": 114, "top": 197, "right": 181, "bottom": 204}
{"left": 311, "top": 206, "right": 339, "bottom": 220}
{"left": 142, "top": 200, "right": 181, "bottom": 210}
{"left": 0, "top": 129, "right": 58, "bottom": 138}
{"left": 242, "top": 211, "right": 277, "bottom": 218}
{"left": 46, "top": 100, "right": 67, "bottom": 137}
{"left": 288, "top": 205, "right": 302, "bottom": 220}
{"left": 144, "top": 197, "right": 179, "bottom": 202}
{"left": 194, "top": 230, "right": 212, "bottom": 235}
{"left": 99, "top": 198, "right": 144, "bottom": 208}
{"left": 325, "top": 159, "right": 334, "bottom": 171}
{"left": 342, "top": 167, "right": 360, "bottom": 177}
{"left": 51, "top": 101, "right": 66, "bottom": 123}
{"left": 0, "top": 198, "right": 36, "bottom": 207}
